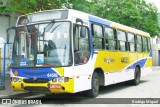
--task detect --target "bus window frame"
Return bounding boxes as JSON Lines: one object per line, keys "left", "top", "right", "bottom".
{"left": 142, "top": 36, "right": 149, "bottom": 53}
{"left": 116, "top": 29, "right": 128, "bottom": 52}
{"left": 136, "top": 34, "right": 143, "bottom": 53}
{"left": 91, "top": 23, "right": 105, "bottom": 50}
{"left": 147, "top": 38, "right": 151, "bottom": 52}
{"left": 127, "top": 32, "right": 136, "bottom": 52}
{"left": 104, "top": 26, "right": 118, "bottom": 51}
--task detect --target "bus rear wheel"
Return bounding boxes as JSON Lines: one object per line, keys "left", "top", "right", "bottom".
{"left": 131, "top": 67, "right": 141, "bottom": 85}
{"left": 86, "top": 72, "right": 99, "bottom": 97}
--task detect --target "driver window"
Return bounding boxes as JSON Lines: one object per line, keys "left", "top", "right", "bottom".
{"left": 73, "top": 24, "right": 90, "bottom": 65}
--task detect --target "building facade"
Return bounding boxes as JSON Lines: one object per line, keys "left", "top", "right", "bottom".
{"left": 151, "top": 13, "right": 160, "bottom": 66}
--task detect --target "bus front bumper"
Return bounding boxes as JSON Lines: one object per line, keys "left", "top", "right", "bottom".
{"left": 11, "top": 78, "right": 74, "bottom": 94}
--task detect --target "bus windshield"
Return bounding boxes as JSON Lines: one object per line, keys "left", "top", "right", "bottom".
{"left": 12, "top": 21, "right": 72, "bottom": 67}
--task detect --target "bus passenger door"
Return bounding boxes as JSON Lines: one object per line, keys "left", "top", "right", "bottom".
{"left": 73, "top": 23, "right": 92, "bottom": 92}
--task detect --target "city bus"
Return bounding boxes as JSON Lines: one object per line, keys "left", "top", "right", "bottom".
{"left": 7, "top": 9, "right": 152, "bottom": 97}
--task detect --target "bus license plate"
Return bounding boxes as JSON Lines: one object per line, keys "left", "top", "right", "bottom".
{"left": 50, "top": 84, "right": 61, "bottom": 89}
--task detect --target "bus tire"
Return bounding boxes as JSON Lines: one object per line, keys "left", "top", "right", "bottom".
{"left": 86, "top": 72, "right": 99, "bottom": 97}
{"left": 131, "top": 67, "right": 141, "bottom": 85}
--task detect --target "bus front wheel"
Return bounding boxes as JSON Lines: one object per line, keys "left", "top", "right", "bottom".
{"left": 131, "top": 67, "right": 141, "bottom": 85}
{"left": 86, "top": 72, "right": 99, "bottom": 97}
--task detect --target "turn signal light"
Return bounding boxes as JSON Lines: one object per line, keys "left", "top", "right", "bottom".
{"left": 13, "top": 70, "right": 18, "bottom": 76}
{"left": 64, "top": 77, "right": 69, "bottom": 82}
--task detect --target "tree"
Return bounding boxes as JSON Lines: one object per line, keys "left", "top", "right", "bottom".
{"left": 0, "top": 0, "right": 65, "bottom": 14}
{"left": 70, "top": 0, "right": 93, "bottom": 13}
{"left": 90, "top": 0, "right": 160, "bottom": 36}
{"left": 0, "top": 0, "right": 91, "bottom": 14}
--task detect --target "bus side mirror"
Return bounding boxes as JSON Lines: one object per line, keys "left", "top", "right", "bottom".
{"left": 76, "top": 18, "right": 83, "bottom": 25}
{"left": 80, "top": 27, "right": 87, "bottom": 38}
{"left": 7, "top": 26, "right": 16, "bottom": 44}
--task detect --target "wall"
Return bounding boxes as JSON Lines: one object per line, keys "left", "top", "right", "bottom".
{"left": 152, "top": 44, "right": 159, "bottom": 66}
{"left": 151, "top": 37, "right": 160, "bottom": 66}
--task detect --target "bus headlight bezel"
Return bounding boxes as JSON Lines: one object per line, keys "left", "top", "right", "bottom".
{"left": 52, "top": 78, "right": 57, "bottom": 82}
{"left": 11, "top": 77, "right": 21, "bottom": 82}
{"left": 57, "top": 77, "right": 64, "bottom": 82}
{"left": 52, "top": 77, "right": 69, "bottom": 83}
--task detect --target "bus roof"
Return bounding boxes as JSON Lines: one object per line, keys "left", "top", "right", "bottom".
{"left": 17, "top": 9, "right": 150, "bottom": 37}
{"left": 87, "top": 12, "right": 150, "bottom": 37}
{"left": 111, "top": 22, "right": 150, "bottom": 37}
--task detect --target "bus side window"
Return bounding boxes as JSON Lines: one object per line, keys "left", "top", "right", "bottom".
{"left": 117, "top": 30, "right": 127, "bottom": 51}
{"left": 142, "top": 37, "right": 148, "bottom": 52}
{"left": 147, "top": 38, "right": 151, "bottom": 52}
{"left": 104, "top": 27, "right": 116, "bottom": 50}
{"left": 92, "top": 24, "right": 103, "bottom": 49}
{"left": 137, "top": 35, "right": 143, "bottom": 52}
{"left": 128, "top": 33, "right": 136, "bottom": 52}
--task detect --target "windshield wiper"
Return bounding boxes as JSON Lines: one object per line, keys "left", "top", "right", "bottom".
{"left": 45, "top": 20, "right": 55, "bottom": 32}
{"left": 51, "top": 23, "right": 62, "bottom": 33}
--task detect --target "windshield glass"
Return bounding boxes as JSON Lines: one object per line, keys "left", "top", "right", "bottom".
{"left": 12, "top": 21, "right": 72, "bottom": 67}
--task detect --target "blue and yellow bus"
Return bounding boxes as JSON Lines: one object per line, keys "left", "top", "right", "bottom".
{"left": 8, "top": 9, "right": 152, "bottom": 97}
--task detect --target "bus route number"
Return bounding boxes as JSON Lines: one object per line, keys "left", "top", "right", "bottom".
{"left": 47, "top": 73, "right": 58, "bottom": 77}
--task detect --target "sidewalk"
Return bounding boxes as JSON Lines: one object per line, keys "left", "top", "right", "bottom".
{"left": 0, "top": 76, "right": 25, "bottom": 98}
{"left": 152, "top": 66, "right": 160, "bottom": 71}
{"left": 0, "top": 66, "right": 160, "bottom": 98}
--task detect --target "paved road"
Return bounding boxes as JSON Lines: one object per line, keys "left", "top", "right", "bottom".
{"left": 0, "top": 67, "right": 160, "bottom": 106}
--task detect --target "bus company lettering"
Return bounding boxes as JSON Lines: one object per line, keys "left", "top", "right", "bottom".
{"left": 104, "top": 58, "right": 115, "bottom": 63}
{"left": 121, "top": 57, "right": 129, "bottom": 63}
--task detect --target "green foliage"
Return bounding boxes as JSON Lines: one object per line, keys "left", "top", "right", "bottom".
{"left": 90, "top": 0, "right": 160, "bottom": 36}
{"left": 0, "top": 0, "right": 159, "bottom": 36}
{"left": 70, "top": 0, "right": 93, "bottom": 13}
{"left": 0, "top": 0, "right": 64, "bottom": 14}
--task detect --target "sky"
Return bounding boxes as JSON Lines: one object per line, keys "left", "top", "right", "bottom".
{"left": 145, "top": 0, "right": 160, "bottom": 13}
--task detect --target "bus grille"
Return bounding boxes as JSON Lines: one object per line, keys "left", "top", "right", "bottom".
{"left": 23, "top": 78, "right": 49, "bottom": 83}
{"left": 24, "top": 86, "right": 50, "bottom": 92}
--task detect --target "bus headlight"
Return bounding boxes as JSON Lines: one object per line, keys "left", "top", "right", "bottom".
{"left": 52, "top": 77, "right": 69, "bottom": 83}
{"left": 11, "top": 77, "right": 21, "bottom": 82}
{"left": 52, "top": 78, "right": 57, "bottom": 82}
{"left": 57, "top": 77, "right": 64, "bottom": 82}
